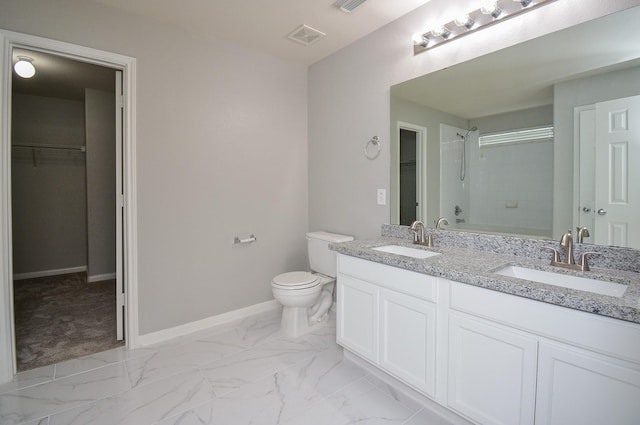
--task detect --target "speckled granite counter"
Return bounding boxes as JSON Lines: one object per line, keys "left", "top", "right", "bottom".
{"left": 330, "top": 233, "right": 640, "bottom": 324}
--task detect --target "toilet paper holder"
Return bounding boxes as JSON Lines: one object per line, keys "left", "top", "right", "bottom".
{"left": 234, "top": 234, "right": 257, "bottom": 244}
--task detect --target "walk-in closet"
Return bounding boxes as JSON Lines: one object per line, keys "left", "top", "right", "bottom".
{"left": 11, "top": 48, "right": 122, "bottom": 370}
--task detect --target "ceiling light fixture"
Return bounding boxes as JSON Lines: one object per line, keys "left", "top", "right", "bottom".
{"left": 413, "top": 0, "right": 557, "bottom": 55}
{"left": 14, "top": 56, "right": 36, "bottom": 78}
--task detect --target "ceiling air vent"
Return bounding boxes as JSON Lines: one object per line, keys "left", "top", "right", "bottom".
{"left": 334, "top": 0, "right": 367, "bottom": 13}
{"left": 287, "top": 25, "right": 326, "bottom": 46}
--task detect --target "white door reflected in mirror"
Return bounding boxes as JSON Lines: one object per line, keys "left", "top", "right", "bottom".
{"left": 577, "top": 95, "right": 640, "bottom": 249}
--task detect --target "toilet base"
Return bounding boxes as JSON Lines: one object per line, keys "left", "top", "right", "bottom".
{"left": 280, "top": 305, "right": 328, "bottom": 338}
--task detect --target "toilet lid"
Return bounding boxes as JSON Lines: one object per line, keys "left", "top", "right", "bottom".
{"left": 272, "top": 271, "right": 319, "bottom": 288}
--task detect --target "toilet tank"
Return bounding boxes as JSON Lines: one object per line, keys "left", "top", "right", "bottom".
{"left": 306, "top": 231, "right": 354, "bottom": 278}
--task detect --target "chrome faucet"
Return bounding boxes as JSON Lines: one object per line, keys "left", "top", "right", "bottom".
{"left": 576, "top": 226, "right": 590, "bottom": 244}
{"left": 435, "top": 217, "right": 449, "bottom": 229}
{"left": 543, "top": 229, "right": 599, "bottom": 271}
{"left": 410, "top": 220, "right": 433, "bottom": 246}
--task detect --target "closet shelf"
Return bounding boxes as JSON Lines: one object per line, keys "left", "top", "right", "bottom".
{"left": 12, "top": 143, "right": 86, "bottom": 152}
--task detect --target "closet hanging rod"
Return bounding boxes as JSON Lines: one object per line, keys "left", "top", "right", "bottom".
{"left": 12, "top": 143, "right": 86, "bottom": 152}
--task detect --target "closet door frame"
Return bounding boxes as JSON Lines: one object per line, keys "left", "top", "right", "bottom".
{"left": 0, "top": 29, "right": 139, "bottom": 382}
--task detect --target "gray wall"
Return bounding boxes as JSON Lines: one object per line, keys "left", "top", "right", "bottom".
{"left": 308, "top": 0, "right": 640, "bottom": 240}
{"left": 553, "top": 65, "right": 640, "bottom": 238}
{"left": 1, "top": 0, "right": 308, "bottom": 335}
{"left": 85, "top": 88, "right": 116, "bottom": 281}
{"left": 11, "top": 94, "right": 87, "bottom": 274}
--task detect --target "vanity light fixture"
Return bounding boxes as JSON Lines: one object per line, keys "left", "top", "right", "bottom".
{"left": 413, "top": 0, "right": 557, "bottom": 55}
{"left": 14, "top": 56, "right": 36, "bottom": 78}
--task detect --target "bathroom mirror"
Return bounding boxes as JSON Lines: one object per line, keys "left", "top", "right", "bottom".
{"left": 390, "top": 6, "right": 640, "bottom": 248}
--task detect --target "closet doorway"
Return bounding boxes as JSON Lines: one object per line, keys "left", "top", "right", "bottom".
{"left": 11, "top": 48, "right": 124, "bottom": 371}
{"left": 393, "top": 122, "right": 427, "bottom": 226}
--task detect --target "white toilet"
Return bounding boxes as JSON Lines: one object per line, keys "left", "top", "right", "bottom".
{"left": 271, "top": 231, "right": 353, "bottom": 338}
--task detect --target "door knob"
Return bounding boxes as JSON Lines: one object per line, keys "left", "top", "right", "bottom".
{"left": 597, "top": 208, "right": 607, "bottom": 216}
{"left": 582, "top": 207, "right": 591, "bottom": 213}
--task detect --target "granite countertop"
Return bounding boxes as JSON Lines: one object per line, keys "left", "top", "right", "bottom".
{"left": 330, "top": 237, "right": 640, "bottom": 325}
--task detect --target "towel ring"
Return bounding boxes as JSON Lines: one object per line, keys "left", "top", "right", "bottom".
{"left": 365, "top": 136, "right": 381, "bottom": 160}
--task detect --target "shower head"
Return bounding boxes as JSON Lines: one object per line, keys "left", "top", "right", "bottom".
{"left": 457, "top": 127, "right": 478, "bottom": 140}
{"left": 463, "top": 126, "right": 478, "bottom": 139}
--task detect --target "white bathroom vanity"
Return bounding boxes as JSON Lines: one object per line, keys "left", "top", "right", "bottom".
{"left": 334, "top": 239, "right": 640, "bottom": 425}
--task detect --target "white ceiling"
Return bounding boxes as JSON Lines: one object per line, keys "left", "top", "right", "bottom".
{"left": 89, "top": 0, "right": 432, "bottom": 66}
{"left": 12, "top": 1, "right": 432, "bottom": 99}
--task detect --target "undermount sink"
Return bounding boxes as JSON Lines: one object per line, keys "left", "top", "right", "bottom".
{"left": 494, "top": 265, "right": 627, "bottom": 298}
{"left": 372, "top": 245, "right": 440, "bottom": 259}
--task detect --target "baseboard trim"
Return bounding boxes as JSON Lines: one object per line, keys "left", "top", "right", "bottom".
{"left": 87, "top": 273, "right": 117, "bottom": 283}
{"left": 137, "top": 299, "right": 280, "bottom": 347}
{"left": 343, "top": 350, "right": 473, "bottom": 425}
{"left": 13, "top": 266, "right": 87, "bottom": 281}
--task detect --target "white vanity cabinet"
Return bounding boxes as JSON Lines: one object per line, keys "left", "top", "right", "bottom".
{"left": 447, "top": 278, "right": 640, "bottom": 425}
{"left": 535, "top": 342, "right": 640, "bottom": 425}
{"left": 337, "top": 254, "right": 437, "bottom": 397}
{"left": 336, "top": 274, "right": 379, "bottom": 363}
{"left": 447, "top": 312, "right": 537, "bottom": 425}
{"left": 379, "top": 288, "right": 436, "bottom": 395}
{"left": 336, "top": 253, "right": 640, "bottom": 425}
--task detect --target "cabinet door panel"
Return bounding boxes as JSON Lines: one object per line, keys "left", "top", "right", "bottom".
{"left": 536, "top": 342, "right": 640, "bottom": 425}
{"left": 448, "top": 313, "right": 537, "bottom": 425}
{"left": 380, "top": 289, "right": 436, "bottom": 397}
{"left": 337, "top": 275, "right": 378, "bottom": 362}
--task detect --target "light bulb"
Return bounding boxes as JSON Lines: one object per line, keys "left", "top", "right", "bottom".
{"left": 14, "top": 57, "right": 36, "bottom": 79}
{"left": 481, "top": 2, "right": 502, "bottom": 18}
{"left": 454, "top": 14, "right": 475, "bottom": 29}
{"left": 431, "top": 25, "right": 451, "bottom": 39}
{"left": 412, "top": 32, "right": 429, "bottom": 47}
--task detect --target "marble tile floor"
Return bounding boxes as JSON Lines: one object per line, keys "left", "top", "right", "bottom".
{"left": 0, "top": 308, "right": 458, "bottom": 425}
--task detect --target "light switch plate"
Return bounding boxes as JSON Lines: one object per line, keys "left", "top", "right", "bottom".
{"left": 377, "top": 189, "right": 386, "bottom": 205}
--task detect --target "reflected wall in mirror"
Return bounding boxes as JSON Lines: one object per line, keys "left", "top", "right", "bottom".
{"left": 390, "top": 6, "right": 640, "bottom": 249}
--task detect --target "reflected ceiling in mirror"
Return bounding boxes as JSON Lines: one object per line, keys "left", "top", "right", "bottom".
{"left": 390, "top": 6, "right": 640, "bottom": 247}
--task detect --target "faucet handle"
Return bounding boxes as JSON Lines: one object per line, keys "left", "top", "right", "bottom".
{"left": 542, "top": 247, "right": 560, "bottom": 265}
{"left": 579, "top": 252, "right": 600, "bottom": 272}
{"left": 426, "top": 233, "right": 434, "bottom": 247}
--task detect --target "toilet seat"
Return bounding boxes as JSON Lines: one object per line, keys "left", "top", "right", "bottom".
{"left": 272, "top": 271, "right": 320, "bottom": 289}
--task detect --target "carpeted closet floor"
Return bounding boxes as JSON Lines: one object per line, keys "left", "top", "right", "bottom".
{"left": 13, "top": 272, "right": 124, "bottom": 371}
